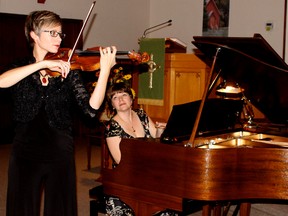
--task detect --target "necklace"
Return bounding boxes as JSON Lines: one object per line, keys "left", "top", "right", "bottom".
{"left": 117, "top": 112, "right": 136, "bottom": 133}
{"left": 39, "top": 71, "right": 49, "bottom": 86}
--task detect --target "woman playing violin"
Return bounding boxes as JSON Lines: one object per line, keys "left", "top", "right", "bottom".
{"left": 0, "top": 10, "right": 116, "bottom": 216}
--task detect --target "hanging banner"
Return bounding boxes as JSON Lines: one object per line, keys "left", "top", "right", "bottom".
{"left": 138, "top": 38, "right": 165, "bottom": 106}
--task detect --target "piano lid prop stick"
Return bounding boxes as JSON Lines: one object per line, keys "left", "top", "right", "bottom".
{"left": 187, "top": 47, "right": 221, "bottom": 147}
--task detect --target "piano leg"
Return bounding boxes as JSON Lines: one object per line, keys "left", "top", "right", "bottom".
{"left": 213, "top": 204, "right": 222, "bottom": 216}
{"left": 203, "top": 204, "right": 222, "bottom": 216}
{"left": 240, "top": 202, "right": 251, "bottom": 216}
{"left": 201, "top": 204, "right": 223, "bottom": 216}
{"left": 202, "top": 204, "right": 211, "bottom": 216}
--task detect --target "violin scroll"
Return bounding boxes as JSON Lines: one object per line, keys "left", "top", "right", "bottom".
{"left": 128, "top": 51, "right": 150, "bottom": 64}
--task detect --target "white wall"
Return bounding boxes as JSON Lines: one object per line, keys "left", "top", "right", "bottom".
{"left": 149, "top": 0, "right": 203, "bottom": 53}
{"left": 149, "top": 0, "right": 285, "bottom": 57}
{"left": 0, "top": 0, "right": 286, "bottom": 58}
{"left": 229, "top": 0, "right": 285, "bottom": 57}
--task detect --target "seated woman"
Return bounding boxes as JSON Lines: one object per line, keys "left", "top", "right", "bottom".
{"left": 104, "top": 82, "right": 181, "bottom": 215}
{"left": 105, "top": 81, "right": 165, "bottom": 166}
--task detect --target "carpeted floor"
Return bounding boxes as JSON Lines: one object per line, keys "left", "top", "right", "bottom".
{"left": 1, "top": 136, "right": 288, "bottom": 216}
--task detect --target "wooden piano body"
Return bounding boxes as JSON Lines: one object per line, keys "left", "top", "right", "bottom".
{"left": 102, "top": 133, "right": 288, "bottom": 215}
{"left": 102, "top": 34, "right": 288, "bottom": 215}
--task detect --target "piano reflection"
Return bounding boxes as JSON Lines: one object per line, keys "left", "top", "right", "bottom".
{"left": 102, "top": 34, "right": 288, "bottom": 216}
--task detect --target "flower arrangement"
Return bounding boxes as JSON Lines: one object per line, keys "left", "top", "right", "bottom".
{"left": 85, "top": 64, "right": 136, "bottom": 120}
{"left": 86, "top": 65, "right": 135, "bottom": 97}
{"left": 108, "top": 66, "right": 136, "bottom": 99}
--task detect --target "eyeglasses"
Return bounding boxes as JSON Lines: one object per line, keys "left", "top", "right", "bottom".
{"left": 42, "top": 30, "right": 66, "bottom": 39}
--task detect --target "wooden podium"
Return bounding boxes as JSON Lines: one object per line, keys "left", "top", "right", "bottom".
{"left": 165, "top": 37, "right": 187, "bottom": 53}
{"left": 138, "top": 38, "right": 209, "bottom": 122}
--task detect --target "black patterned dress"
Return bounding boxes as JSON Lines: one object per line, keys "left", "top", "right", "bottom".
{"left": 105, "top": 108, "right": 152, "bottom": 139}
{"left": 104, "top": 109, "right": 153, "bottom": 215}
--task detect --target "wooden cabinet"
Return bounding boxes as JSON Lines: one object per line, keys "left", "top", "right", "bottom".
{"left": 139, "top": 53, "right": 209, "bottom": 122}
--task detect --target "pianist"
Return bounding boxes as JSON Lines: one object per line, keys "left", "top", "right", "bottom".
{"left": 105, "top": 82, "right": 165, "bottom": 165}
{"left": 103, "top": 81, "right": 172, "bottom": 215}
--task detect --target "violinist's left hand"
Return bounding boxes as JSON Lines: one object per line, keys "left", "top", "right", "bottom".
{"left": 99, "top": 46, "right": 117, "bottom": 73}
{"left": 88, "top": 46, "right": 117, "bottom": 110}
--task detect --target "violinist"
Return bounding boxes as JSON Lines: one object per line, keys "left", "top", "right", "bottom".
{"left": 0, "top": 10, "right": 116, "bottom": 216}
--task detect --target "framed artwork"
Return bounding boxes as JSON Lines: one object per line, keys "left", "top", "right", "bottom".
{"left": 202, "top": 0, "right": 230, "bottom": 37}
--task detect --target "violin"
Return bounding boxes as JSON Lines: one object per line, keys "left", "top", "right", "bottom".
{"left": 43, "top": 1, "right": 150, "bottom": 77}
{"left": 44, "top": 47, "right": 150, "bottom": 77}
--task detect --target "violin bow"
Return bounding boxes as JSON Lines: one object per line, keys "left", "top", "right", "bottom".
{"left": 67, "top": 1, "right": 96, "bottom": 63}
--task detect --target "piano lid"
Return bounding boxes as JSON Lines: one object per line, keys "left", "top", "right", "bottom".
{"left": 193, "top": 34, "right": 288, "bottom": 69}
{"left": 192, "top": 34, "right": 288, "bottom": 125}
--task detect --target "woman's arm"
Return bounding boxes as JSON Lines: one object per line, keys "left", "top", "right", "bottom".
{"left": 106, "top": 136, "right": 122, "bottom": 164}
{"left": 155, "top": 121, "right": 167, "bottom": 138}
{"left": 0, "top": 59, "right": 70, "bottom": 88}
{"left": 89, "top": 46, "right": 116, "bottom": 110}
{"left": 147, "top": 116, "right": 166, "bottom": 138}
{"left": 148, "top": 116, "right": 157, "bottom": 138}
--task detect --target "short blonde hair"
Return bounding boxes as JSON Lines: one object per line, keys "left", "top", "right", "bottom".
{"left": 25, "top": 10, "right": 62, "bottom": 48}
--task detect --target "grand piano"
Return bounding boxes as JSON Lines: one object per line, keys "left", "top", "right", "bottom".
{"left": 102, "top": 34, "right": 288, "bottom": 215}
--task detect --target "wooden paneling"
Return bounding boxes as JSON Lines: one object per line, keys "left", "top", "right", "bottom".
{"left": 140, "top": 53, "right": 209, "bottom": 122}
{"left": 0, "top": 13, "right": 28, "bottom": 71}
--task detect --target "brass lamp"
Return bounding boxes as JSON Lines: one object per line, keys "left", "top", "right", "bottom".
{"left": 216, "top": 80, "right": 256, "bottom": 129}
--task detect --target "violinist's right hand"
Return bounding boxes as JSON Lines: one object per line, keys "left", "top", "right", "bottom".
{"left": 42, "top": 59, "right": 71, "bottom": 78}
{"left": 0, "top": 59, "right": 70, "bottom": 88}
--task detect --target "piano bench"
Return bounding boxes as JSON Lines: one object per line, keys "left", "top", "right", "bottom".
{"left": 153, "top": 209, "right": 183, "bottom": 215}
{"left": 152, "top": 200, "right": 209, "bottom": 216}
{"left": 89, "top": 185, "right": 106, "bottom": 215}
